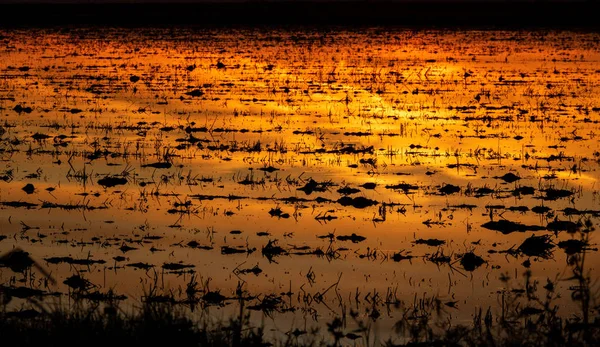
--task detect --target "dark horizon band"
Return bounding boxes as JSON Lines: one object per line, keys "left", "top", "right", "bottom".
{"left": 0, "top": 1, "right": 599, "bottom": 28}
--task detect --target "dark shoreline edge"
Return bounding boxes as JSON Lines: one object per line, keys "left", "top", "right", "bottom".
{"left": 1, "top": 2, "right": 600, "bottom": 29}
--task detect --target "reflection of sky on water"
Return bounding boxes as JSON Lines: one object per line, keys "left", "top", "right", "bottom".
{"left": 1, "top": 28, "right": 599, "bottom": 336}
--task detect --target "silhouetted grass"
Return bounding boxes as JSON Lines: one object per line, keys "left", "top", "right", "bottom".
{"left": 2, "top": 271, "right": 599, "bottom": 347}
{"left": 0, "top": 301, "right": 270, "bottom": 347}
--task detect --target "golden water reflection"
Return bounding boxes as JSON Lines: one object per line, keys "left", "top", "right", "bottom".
{"left": 1, "top": 28, "right": 600, "bottom": 337}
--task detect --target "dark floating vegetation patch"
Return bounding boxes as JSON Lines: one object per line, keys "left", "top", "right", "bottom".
{"left": 439, "top": 183, "right": 460, "bottom": 195}
{"left": 1, "top": 201, "right": 38, "bottom": 208}
{"left": 21, "top": 183, "right": 35, "bottom": 194}
{"left": 262, "top": 240, "right": 287, "bottom": 260}
{"left": 513, "top": 186, "right": 535, "bottom": 196}
{"left": 126, "top": 262, "right": 154, "bottom": 270}
{"left": 268, "top": 207, "right": 289, "bottom": 218}
{"left": 392, "top": 250, "right": 415, "bottom": 262}
{"left": 141, "top": 162, "right": 172, "bottom": 169}
{"left": 414, "top": 238, "right": 445, "bottom": 247}
{"left": 460, "top": 252, "right": 485, "bottom": 271}
{"left": 97, "top": 176, "right": 127, "bottom": 187}
{"left": 336, "top": 233, "right": 366, "bottom": 243}
{"left": 337, "top": 186, "right": 361, "bottom": 195}
{"left": 360, "top": 182, "right": 377, "bottom": 190}
{"left": 547, "top": 219, "right": 580, "bottom": 233}
{"left": 184, "top": 89, "right": 204, "bottom": 97}
{"left": 495, "top": 172, "right": 521, "bottom": 183}
{"left": 234, "top": 264, "right": 262, "bottom": 276}
{"left": 482, "top": 220, "right": 546, "bottom": 234}
{"left": 40, "top": 201, "right": 108, "bottom": 211}
{"left": 297, "top": 179, "right": 334, "bottom": 195}
{"left": 532, "top": 205, "right": 552, "bottom": 214}
{"left": 557, "top": 239, "right": 595, "bottom": 255}
{"left": 221, "top": 246, "right": 253, "bottom": 255}
{"left": 13, "top": 104, "right": 32, "bottom": 114}
{"left": 63, "top": 275, "right": 95, "bottom": 291}
{"left": 385, "top": 182, "right": 419, "bottom": 193}
{"left": 0, "top": 285, "right": 59, "bottom": 299}
{"left": 162, "top": 262, "right": 195, "bottom": 271}
{"left": 75, "top": 290, "right": 127, "bottom": 302}
{"left": 541, "top": 188, "right": 575, "bottom": 201}
{"left": 517, "top": 234, "right": 555, "bottom": 258}
{"left": 44, "top": 257, "right": 106, "bottom": 266}
{"left": 337, "top": 196, "right": 378, "bottom": 208}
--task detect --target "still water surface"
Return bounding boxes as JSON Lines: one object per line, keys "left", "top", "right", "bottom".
{"left": 1, "top": 28, "right": 599, "bottom": 340}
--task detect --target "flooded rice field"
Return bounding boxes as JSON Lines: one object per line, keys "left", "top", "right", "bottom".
{"left": 1, "top": 28, "right": 600, "bottom": 342}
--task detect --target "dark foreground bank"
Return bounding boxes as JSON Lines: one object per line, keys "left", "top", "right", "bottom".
{"left": 0, "top": 1, "right": 600, "bottom": 28}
